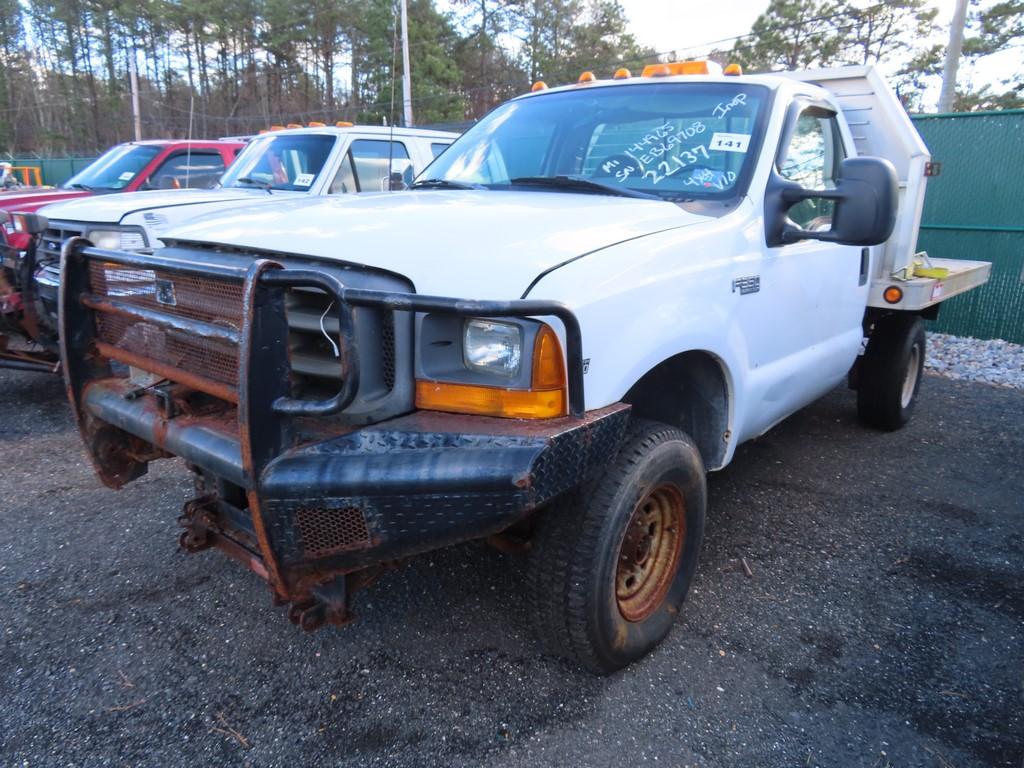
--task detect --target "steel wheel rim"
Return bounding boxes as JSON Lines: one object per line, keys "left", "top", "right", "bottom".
{"left": 901, "top": 343, "right": 920, "bottom": 408}
{"left": 615, "top": 483, "right": 686, "bottom": 622}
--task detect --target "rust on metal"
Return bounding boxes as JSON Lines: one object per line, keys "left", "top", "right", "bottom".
{"left": 236, "top": 258, "right": 288, "bottom": 597}
{"left": 615, "top": 483, "right": 686, "bottom": 622}
{"left": 94, "top": 342, "right": 239, "bottom": 404}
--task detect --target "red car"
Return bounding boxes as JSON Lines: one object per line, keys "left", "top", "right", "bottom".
{"left": 0, "top": 139, "right": 243, "bottom": 371}
{"left": 0, "top": 139, "right": 244, "bottom": 255}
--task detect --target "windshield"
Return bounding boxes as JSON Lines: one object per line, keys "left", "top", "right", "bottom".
{"left": 421, "top": 82, "right": 770, "bottom": 201}
{"left": 63, "top": 144, "right": 161, "bottom": 191}
{"left": 219, "top": 133, "right": 336, "bottom": 192}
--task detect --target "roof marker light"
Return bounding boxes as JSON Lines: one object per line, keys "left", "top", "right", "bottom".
{"left": 642, "top": 63, "right": 671, "bottom": 77}
{"left": 724, "top": 63, "right": 743, "bottom": 76}
{"left": 270, "top": 125, "right": 285, "bottom": 131}
{"left": 531, "top": 81, "right": 548, "bottom": 92}
{"left": 336, "top": 121, "right": 354, "bottom": 127}
{"left": 613, "top": 68, "right": 632, "bottom": 79}
{"left": 286, "top": 123, "right": 302, "bottom": 129}
{"left": 642, "top": 60, "right": 718, "bottom": 77}
{"left": 307, "top": 121, "right": 326, "bottom": 127}
{"left": 578, "top": 71, "right": 596, "bottom": 84}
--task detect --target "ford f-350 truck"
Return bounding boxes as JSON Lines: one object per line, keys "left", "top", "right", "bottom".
{"left": 58, "top": 63, "right": 990, "bottom": 673}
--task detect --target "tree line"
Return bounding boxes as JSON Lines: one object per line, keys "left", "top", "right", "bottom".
{"left": 0, "top": 0, "right": 652, "bottom": 155}
{"left": 0, "top": 0, "right": 1020, "bottom": 156}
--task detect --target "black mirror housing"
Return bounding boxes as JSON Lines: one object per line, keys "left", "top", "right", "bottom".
{"left": 21, "top": 213, "right": 49, "bottom": 235}
{"left": 765, "top": 155, "right": 898, "bottom": 248}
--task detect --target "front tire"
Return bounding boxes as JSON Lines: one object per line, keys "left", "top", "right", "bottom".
{"left": 857, "top": 314, "right": 926, "bottom": 431}
{"left": 527, "top": 420, "right": 706, "bottom": 674}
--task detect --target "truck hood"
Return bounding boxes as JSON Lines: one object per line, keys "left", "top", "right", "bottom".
{"left": 0, "top": 188, "right": 92, "bottom": 213}
{"left": 38, "top": 187, "right": 277, "bottom": 224}
{"left": 164, "top": 190, "right": 709, "bottom": 297}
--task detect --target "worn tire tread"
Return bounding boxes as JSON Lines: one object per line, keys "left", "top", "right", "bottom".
{"left": 527, "top": 419, "right": 697, "bottom": 673}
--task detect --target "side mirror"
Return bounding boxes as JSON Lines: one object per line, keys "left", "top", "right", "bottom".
{"left": 765, "top": 156, "right": 898, "bottom": 248}
{"left": 21, "top": 213, "right": 49, "bottom": 235}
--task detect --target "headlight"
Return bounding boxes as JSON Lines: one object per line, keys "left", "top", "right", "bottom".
{"left": 87, "top": 228, "right": 147, "bottom": 251}
{"left": 417, "top": 316, "right": 567, "bottom": 419}
{"left": 464, "top": 319, "right": 522, "bottom": 376}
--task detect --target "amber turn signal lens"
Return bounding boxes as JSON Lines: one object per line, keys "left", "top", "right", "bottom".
{"left": 416, "top": 380, "right": 567, "bottom": 419}
{"left": 532, "top": 324, "right": 566, "bottom": 390}
{"left": 883, "top": 286, "right": 903, "bottom": 304}
{"left": 416, "top": 323, "right": 568, "bottom": 419}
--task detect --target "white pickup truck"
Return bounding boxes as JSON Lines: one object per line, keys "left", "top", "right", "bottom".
{"left": 58, "top": 63, "right": 989, "bottom": 674}
{"left": 29, "top": 125, "right": 456, "bottom": 337}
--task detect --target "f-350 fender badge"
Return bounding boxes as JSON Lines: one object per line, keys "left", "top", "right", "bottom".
{"left": 732, "top": 275, "right": 760, "bottom": 295}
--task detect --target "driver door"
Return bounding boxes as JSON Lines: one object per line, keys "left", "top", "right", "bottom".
{"left": 740, "top": 105, "right": 864, "bottom": 434}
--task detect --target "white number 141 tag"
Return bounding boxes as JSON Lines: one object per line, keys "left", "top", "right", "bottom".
{"left": 709, "top": 132, "right": 751, "bottom": 153}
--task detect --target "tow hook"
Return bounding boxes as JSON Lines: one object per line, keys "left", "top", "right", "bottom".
{"left": 177, "top": 496, "right": 217, "bottom": 552}
{"left": 287, "top": 577, "right": 353, "bottom": 632}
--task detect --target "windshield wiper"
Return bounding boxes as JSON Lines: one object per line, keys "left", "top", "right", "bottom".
{"left": 235, "top": 177, "right": 273, "bottom": 194}
{"left": 509, "top": 175, "right": 659, "bottom": 200}
{"left": 66, "top": 182, "right": 93, "bottom": 191}
{"left": 409, "top": 178, "right": 483, "bottom": 190}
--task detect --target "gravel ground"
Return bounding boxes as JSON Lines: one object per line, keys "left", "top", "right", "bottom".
{"left": 1, "top": 369, "right": 1022, "bottom": 768}
{"left": 926, "top": 332, "right": 1024, "bottom": 389}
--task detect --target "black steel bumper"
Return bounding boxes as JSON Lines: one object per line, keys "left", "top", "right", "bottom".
{"left": 60, "top": 239, "right": 629, "bottom": 601}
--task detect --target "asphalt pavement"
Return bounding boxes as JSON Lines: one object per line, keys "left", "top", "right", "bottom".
{"left": 1, "top": 368, "right": 1021, "bottom": 767}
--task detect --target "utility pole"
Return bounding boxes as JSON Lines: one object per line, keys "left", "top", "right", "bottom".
{"left": 129, "top": 50, "right": 142, "bottom": 141}
{"left": 400, "top": 0, "right": 413, "bottom": 126}
{"left": 938, "top": 0, "right": 969, "bottom": 113}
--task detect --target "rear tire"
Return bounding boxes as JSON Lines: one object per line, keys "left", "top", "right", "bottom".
{"left": 857, "top": 314, "right": 926, "bottom": 431}
{"left": 527, "top": 419, "right": 706, "bottom": 674}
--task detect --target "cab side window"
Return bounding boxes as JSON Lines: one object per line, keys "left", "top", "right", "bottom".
{"left": 348, "top": 139, "right": 412, "bottom": 191}
{"left": 778, "top": 111, "right": 846, "bottom": 230}
{"left": 329, "top": 153, "right": 358, "bottom": 194}
{"left": 149, "top": 152, "right": 226, "bottom": 190}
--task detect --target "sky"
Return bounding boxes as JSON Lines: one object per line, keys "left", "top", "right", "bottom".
{"left": 617, "top": 0, "right": 792, "bottom": 58}
{"left": 615, "top": 0, "right": 1012, "bottom": 109}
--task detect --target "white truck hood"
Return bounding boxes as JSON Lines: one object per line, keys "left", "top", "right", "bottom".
{"left": 163, "top": 191, "right": 710, "bottom": 297}
{"left": 39, "top": 187, "right": 276, "bottom": 224}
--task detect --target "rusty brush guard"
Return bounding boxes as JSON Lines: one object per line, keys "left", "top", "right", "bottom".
{"left": 59, "top": 238, "right": 628, "bottom": 627}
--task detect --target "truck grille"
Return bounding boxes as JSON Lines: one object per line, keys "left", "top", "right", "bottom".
{"left": 87, "top": 259, "right": 398, "bottom": 405}
{"left": 88, "top": 261, "right": 244, "bottom": 391}
{"left": 40, "top": 222, "right": 85, "bottom": 262}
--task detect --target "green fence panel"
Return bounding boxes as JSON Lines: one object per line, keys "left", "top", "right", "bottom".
{"left": 9, "top": 156, "right": 97, "bottom": 186}
{"left": 912, "top": 110, "right": 1024, "bottom": 343}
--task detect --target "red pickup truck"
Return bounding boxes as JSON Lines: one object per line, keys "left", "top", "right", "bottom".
{"left": 1, "top": 139, "right": 243, "bottom": 371}
{"left": 1, "top": 139, "right": 244, "bottom": 255}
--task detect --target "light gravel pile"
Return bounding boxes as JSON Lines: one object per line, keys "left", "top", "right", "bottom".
{"left": 925, "top": 332, "right": 1024, "bottom": 389}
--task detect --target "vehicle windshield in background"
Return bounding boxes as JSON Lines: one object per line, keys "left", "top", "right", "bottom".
{"left": 62, "top": 144, "right": 161, "bottom": 191}
{"left": 420, "top": 82, "right": 770, "bottom": 201}
{"left": 220, "top": 133, "right": 336, "bottom": 192}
